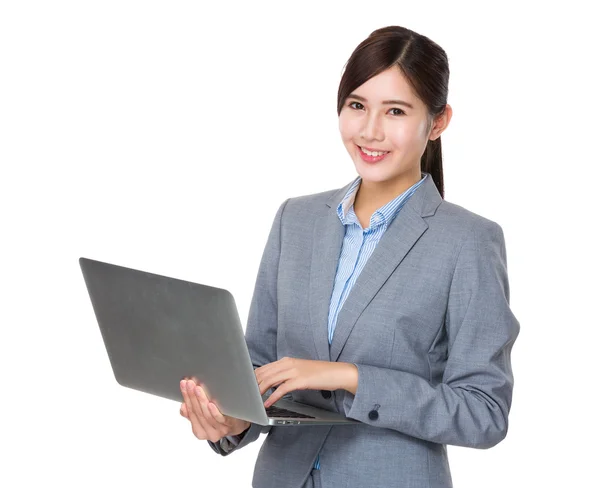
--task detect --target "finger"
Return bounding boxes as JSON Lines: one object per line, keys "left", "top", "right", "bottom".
{"left": 254, "top": 360, "right": 277, "bottom": 373}
{"left": 195, "top": 385, "right": 222, "bottom": 428}
{"left": 256, "top": 364, "right": 279, "bottom": 394}
{"left": 207, "top": 402, "right": 228, "bottom": 425}
{"left": 180, "top": 402, "right": 189, "bottom": 419}
{"left": 255, "top": 358, "right": 289, "bottom": 375}
{"left": 255, "top": 361, "right": 275, "bottom": 374}
{"left": 182, "top": 380, "right": 208, "bottom": 438}
{"left": 187, "top": 380, "right": 208, "bottom": 422}
{"left": 254, "top": 360, "right": 281, "bottom": 384}
{"left": 180, "top": 380, "right": 196, "bottom": 422}
{"left": 257, "top": 376, "right": 273, "bottom": 396}
{"left": 258, "top": 369, "right": 288, "bottom": 396}
{"left": 194, "top": 384, "right": 223, "bottom": 440}
{"left": 254, "top": 366, "right": 268, "bottom": 392}
{"left": 264, "top": 380, "right": 296, "bottom": 408}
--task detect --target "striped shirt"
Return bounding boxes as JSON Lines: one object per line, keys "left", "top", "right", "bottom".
{"left": 313, "top": 172, "right": 427, "bottom": 470}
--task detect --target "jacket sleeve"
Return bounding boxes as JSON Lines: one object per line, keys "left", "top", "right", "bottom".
{"left": 341, "top": 220, "right": 520, "bottom": 449}
{"left": 207, "top": 198, "right": 290, "bottom": 456}
{"left": 208, "top": 423, "right": 273, "bottom": 456}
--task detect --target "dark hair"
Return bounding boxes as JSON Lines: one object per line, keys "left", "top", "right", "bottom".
{"left": 337, "top": 26, "right": 450, "bottom": 198}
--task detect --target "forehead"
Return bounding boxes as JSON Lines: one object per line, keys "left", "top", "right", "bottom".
{"left": 353, "top": 66, "right": 417, "bottom": 102}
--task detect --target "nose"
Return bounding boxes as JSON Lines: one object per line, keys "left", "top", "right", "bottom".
{"left": 360, "top": 113, "right": 384, "bottom": 142}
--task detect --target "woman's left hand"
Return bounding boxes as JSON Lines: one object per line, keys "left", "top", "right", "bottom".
{"left": 255, "top": 357, "right": 358, "bottom": 408}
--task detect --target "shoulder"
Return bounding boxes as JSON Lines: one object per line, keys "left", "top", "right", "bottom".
{"left": 434, "top": 199, "right": 504, "bottom": 242}
{"left": 433, "top": 201, "right": 507, "bottom": 273}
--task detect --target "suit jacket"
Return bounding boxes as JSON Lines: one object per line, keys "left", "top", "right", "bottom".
{"left": 209, "top": 174, "right": 520, "bottom": 488}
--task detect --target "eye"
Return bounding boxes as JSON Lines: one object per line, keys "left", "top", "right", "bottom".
{"left": 348, "top": 101, "right": 364, "bottom": 110}
{"left": 389, "top": 108, "right": 405, "bottom": 116}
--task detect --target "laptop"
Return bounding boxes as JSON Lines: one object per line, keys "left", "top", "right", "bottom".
{"left": 79, "top": 257, "right": 358, "bottom": 426}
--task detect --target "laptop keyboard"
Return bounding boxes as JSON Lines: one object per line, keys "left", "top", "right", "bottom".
{"left": 265, "top": 405, "right": 315, "bottom": 419}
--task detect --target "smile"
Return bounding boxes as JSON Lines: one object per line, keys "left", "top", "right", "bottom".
{"left": 359, "top": 146, "right": 389, "bottom": 156}
{"left": 356, "top": 144, "right": 390, "bottom": 163}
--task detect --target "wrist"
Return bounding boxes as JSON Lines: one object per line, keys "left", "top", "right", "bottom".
{"left": 341, "top": 362, "right": 358, "bottom": 395}
{"left": 234, "top": 421, "right": 251, "bottom": 437}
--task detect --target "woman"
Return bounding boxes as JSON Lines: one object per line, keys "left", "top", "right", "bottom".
{"left": 180, "top": 25, "right": 520, "bottom": 488}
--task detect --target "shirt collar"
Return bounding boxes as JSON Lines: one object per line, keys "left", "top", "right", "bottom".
{"left": 337, "top": 172, "right": 429, "bottom": 229}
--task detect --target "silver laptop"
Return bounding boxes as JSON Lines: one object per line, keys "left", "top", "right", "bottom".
{"left": 79, "top": 257, "right": 358, "bottom": 426}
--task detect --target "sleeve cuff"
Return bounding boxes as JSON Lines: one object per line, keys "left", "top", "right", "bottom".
{"left": 342, "top": 363, "right": 362, "bottom": 418}
{"left": 206, "top": 422, "right": 269, "bottom": 456}
{"left": 342, "top": 364, "right": 381, "bottom": 423}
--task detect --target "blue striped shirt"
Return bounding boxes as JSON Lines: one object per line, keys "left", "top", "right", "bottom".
{"left": 313, "top": 172, "right": 428, "bottom": 470}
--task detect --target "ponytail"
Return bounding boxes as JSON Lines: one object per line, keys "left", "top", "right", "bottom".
{"left": 421, "top": 137, "right": 444, "bottom": 199}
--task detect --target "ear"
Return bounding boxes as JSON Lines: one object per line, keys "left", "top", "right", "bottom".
{"left": 428, "top": 104, "right": 453, "bottom": 141}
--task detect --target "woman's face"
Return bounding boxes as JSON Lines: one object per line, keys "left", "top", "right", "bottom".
{"left": 338, "top": 66, "right": 439, "bottom": 188}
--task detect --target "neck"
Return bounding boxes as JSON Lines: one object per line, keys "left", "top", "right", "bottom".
{"left": 354, "top": 170, "right": 422, "bottom": 213}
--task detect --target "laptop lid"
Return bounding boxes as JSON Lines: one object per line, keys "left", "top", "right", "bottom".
{"left": 79, "top": 257, "right": 271, "bottom": 425}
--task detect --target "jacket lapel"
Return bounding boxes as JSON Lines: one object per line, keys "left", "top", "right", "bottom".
{"left": 309, "top": 174, "right": 443, "bottom": 363}
{"left": 308, "top": 179, "right": 356, "bottom": 362}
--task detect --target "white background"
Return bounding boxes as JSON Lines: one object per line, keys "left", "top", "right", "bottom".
{"left": 1, "top": 1, "right": 598, "bottom": 486}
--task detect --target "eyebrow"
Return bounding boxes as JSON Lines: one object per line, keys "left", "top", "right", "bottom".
{"left": 347, "top": 93, "right": 414, "bottom": 110}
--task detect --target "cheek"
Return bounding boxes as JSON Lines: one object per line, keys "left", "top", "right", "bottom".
{"left": 417, "top": 117, "right": 431, "bottom": 137}
{"left": 388, "top": 124, "right": 423, "bottom": 151}
{"left": 339, "top": 114, "right": 359, "bottom": 142}
{"left": 387, "top": 126, "right": 408, "bottom": 148}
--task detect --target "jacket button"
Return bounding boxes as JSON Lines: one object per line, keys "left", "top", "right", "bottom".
{"left": 368, "top": 410, "right": 379, "bottom": 420}
{"left": 321, "top": 390, "right": 332, "bottom": 399}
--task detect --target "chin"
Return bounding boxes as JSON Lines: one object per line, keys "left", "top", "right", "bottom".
{"left": 354, "top": 160, "right": 389, "bottom": 175}
{"left": 355, "top": 171, "right": 394, "bottom": 184}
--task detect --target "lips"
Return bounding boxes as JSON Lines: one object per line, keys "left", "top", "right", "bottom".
{"left": 356, "top": 144, "right": 389, "bottom": 163}
{"left": 359, "top": 145, "right": 389, "bottom": 154}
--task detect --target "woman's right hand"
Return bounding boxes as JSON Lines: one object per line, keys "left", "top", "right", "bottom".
{"left": 179, "top": 379, "right": 251, "bottom": 442}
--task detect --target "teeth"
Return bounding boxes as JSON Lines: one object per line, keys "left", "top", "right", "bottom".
{"left": 360, "top": 146, "right": 388, "bottom": 157}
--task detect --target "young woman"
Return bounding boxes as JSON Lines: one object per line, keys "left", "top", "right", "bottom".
{"left": 179, "top": 25, "right": 520, "bottom": 488}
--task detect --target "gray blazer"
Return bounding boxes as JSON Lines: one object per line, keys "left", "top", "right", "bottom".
{"left": 208, "top": 174, "right": 520, "bottom": 488}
